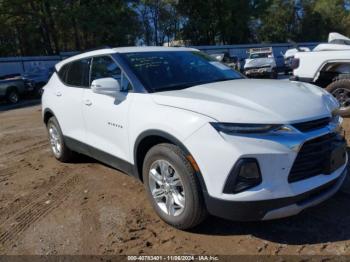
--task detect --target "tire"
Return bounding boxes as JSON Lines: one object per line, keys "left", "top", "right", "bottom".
{"left": 143, "top": 143, "right": 207, "bottom": 229}
{"left": 34, "top": 86, "right": 44, "bottom": 98}
{"left": 341, "top": 170, "right": 350, "bottom": 194}
{"left": 46, "top": 116, "right": 74, "bottom": 162}
{"left": 325, "top": 79, "right": 350, "bottom": 116}
{"left": 270, "top": 69, "right": 278, "bottom": 79}
{"left": 6, "top": 88, "right": 19, "bottom": 104}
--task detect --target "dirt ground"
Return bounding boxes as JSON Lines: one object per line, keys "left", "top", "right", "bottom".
{"left": 1, "top": 103, "right": 350, "bottom": 256}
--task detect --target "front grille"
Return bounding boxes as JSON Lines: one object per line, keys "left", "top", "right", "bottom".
{"left": 292, "top": 117, "right": 331, "bottom": 132}
{"left": 288, "top": 133, "right": 341, "bottom": 183}
{"left": 245, "top": 66, "right": 270, "bottom": 71}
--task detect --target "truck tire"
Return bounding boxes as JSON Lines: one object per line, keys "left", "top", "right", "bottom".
{"left": 325, "top": 79, "right": 350, "bottom": 116}
{"left": 6, "top": 87, "right": 20, "bottom": 104}
{"left": 143, "top": 143, "right": 207, "bottom": 229}
{"left": 270, "top": 68, "right": 278, "bottom": 79}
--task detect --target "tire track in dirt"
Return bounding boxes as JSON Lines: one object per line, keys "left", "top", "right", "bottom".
{"left": 0, "top": 140, "right": 48, "bottom": 163}
{"left": 0, "top": 168, "right": 16, "bottom": 183}
{"left": 0, "top": 174, "right": 82, "bottom": 252}
{"left": 0, "top": 167, "right": 72, "bottom": 225}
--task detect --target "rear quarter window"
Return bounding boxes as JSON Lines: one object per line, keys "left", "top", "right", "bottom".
{"left": 58, "top": 58, "right": 91, "bottom": 87}
{"left": 57, "top": 64, "right": 69, "bottom": 82}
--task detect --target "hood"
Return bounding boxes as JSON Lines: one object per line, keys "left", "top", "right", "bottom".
{"left": 151, "top": 79, "right": 338, "bottom": 123}
{"left": 244, "top": 57, "right": 275, "bottom": 68}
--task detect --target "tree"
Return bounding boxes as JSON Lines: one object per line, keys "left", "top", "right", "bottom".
{"left": 0, "top": 0, "right": 140, "bottom": 56}
{"left": 255, "top": 0, "right": 301, "bottom": 43}
{"left": 177, "top": 0, "right": 253, "bottom": 45}
{"left": 300, "top": 0, "right": 350, "bottom": 41}
{"left": 133, "top": 0, "right": 180, "bottom": 46}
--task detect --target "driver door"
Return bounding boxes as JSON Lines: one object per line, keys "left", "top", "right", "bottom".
{"left": 82, "top": 55, "right": 134, "bottom": 164}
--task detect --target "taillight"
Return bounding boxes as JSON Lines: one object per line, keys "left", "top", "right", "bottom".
{"left": 291, "top": 58, "right": 300, "bottom": 69}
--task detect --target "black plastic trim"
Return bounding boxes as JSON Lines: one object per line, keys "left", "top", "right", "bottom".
{"left": 223, "top": 158, "right": 262, "bottom": 194}
{"left": 289, "top": 76, "right": 313, "bottom": 83}
{"left": 113, "top": 53, "right": 148, "bottom": 93}
{"left": 64, "top": 136, "right": 135, "bottom": 178}
{"left": 133, "top": 129, "right": 208, "bottom": 192}
{"left": 205, "top": 173, "right": 344, "bottom": 221}
{"left": 43, "top": 108, "right": 56, "bottom": 124}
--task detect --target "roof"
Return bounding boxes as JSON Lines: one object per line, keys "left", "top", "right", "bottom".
{"left": 55, "top": 46, "right": 198, "bottom": 70}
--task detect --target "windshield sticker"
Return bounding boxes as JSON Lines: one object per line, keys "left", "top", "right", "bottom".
{"left": 210, "top": 61, "right": 231, "bottom": 70}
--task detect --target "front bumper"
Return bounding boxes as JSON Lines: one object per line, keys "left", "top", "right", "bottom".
{"left": 204, "top": 168, "right": 347, "bottom": 221}
{"left": 244, "top": 67, "right": 272, "bottom": 77}
{"left": 184, "top": 120, "right": 347, "bottom": 221}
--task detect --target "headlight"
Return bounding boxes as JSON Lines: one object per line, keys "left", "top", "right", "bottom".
{"left": 211, "top": 122, "right": 283, "bottom": 134}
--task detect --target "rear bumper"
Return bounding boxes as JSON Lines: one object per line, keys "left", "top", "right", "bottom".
{"left": 204, "top": 168, "right": 347, "bottom": 221}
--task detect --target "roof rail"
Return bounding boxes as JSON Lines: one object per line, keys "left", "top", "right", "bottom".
{"left": 83, "top": 46, "right": 112, "bottom": 52}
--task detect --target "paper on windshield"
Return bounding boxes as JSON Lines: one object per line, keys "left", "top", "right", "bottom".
{"left": 210, "top": 61, "right": 231, "bottom": 70}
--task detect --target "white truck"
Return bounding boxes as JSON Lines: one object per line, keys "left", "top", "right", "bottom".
{"left": 291, "top": 33, "right": 350, "bottom": 115}
{"left": 283, "top": 46, "right": 310, "bottom": 75}
{"left": 244, "top": 47, "right": 277, "bottom": 79}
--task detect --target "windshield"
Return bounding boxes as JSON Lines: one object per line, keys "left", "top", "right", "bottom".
{"left": 120, "top": 51, "right": 242, "bottom": 92}
{"left": 249, "top": 53, "right": 270, "bottom": 59}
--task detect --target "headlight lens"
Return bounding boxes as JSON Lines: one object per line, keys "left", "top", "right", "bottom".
{"left": 211, "top": 122, "right": 283, "bottom": 134}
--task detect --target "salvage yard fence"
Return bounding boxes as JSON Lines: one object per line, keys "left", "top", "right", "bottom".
{"left": 0, "top": 42, "right": 320, "bottom": 77}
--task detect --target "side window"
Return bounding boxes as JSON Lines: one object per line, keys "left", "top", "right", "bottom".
{"left": 65, "top": 58, "right": 91, "bottom": 87}
{"left": 58, "top": 64, "right": 69, "bottom": 82}
{"left": 90, "top": 56, "right": 122, "bottom": 84}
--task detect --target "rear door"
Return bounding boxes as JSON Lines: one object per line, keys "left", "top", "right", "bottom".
{"left": 52, "top": 58, "right": 91, "bottom": 142}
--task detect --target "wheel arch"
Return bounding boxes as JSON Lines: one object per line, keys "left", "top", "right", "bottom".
{"left": 133, "top": 129, "right": 208, "bottom": 192}
{"left": 43, "top": 108, "right": 56, "bottom": 125}
{"left": 315, "top": 61, "right": 350, "bottom": 87}
{"left": 6, "top": 86, "right": 18, "bottom": 94}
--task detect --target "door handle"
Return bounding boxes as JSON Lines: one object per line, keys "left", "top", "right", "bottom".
{"left": 55, "top": 91, "right": 62, "bottom": 97}
{"left": 84, "top": 99, "right": 92, "bottom": 106}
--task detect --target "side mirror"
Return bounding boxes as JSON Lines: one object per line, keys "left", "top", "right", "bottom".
{"left": 91, "top": 77, "right": 120, "bottom": 96}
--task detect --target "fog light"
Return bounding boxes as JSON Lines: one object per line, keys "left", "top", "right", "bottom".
{"left": 223, "top": 158, "right": 262, "bottom": 194}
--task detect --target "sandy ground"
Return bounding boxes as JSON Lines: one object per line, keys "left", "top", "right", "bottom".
{"left": 1, "top": 103, "right": 350, "bottom": 255}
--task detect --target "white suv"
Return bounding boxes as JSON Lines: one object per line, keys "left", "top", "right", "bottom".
{"left": 42, "top": 47, "right": 348, "bottom": 229}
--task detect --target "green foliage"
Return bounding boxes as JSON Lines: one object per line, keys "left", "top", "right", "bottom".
{"left": 1, "top": 0, "right": 350, "bottom": 56}
{"left": 300, "top": 0, "right": 350, "bottom": 41}
{"left": 177, "top": 0, "right": 252, "bottom": 45}
{"left": 0, "top": 0, "right": 140, "bottom": 56}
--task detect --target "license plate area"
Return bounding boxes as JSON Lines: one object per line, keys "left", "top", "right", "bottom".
{"left": 324, "top": 143, "right": 347, "bottom": 174}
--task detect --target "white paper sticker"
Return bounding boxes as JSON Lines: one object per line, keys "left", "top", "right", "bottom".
{"left": 210, "top": 61, "right": 231, "bottom": 70}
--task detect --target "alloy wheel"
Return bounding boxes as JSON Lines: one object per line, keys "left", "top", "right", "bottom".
{"left": 8, "top": 91, "right": 19, "bottom": 103}
{"left": 148, "top": 159, "right": 185, "bottom": 216}
{"left": 332, "top": 88, "right": 350, "bottom": 109}
{"left": 49, "top": 124, "right": 62, "bottom": 158}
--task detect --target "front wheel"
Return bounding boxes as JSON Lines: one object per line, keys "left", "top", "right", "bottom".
{"left": 143, "top": 143, "right": 207, "bottom": 229}
{"left": 326, "top": 79, "right": 350, "bottom": 116}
